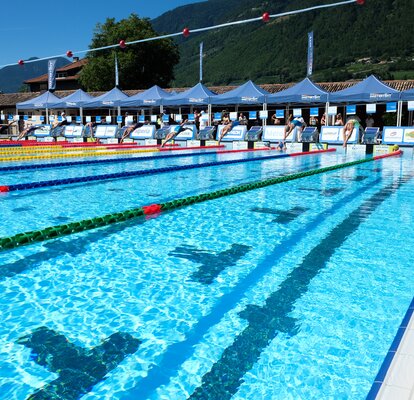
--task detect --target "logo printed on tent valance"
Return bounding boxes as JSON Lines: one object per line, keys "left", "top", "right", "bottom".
{"left": 369, "top": 93, "right": 392, "bottom": 99}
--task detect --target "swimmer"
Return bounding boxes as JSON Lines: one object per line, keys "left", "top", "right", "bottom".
{"left": 342, "top": 118, "right": 360, "bottom": 148}
{"left": 282, "top": 115, "right": 306, "bottom": 149}
{"left": 120, "top": 122, "right": 142, "bottom": 143}
{"left": 161, "top": 119, "right": 190, "bottom": 148}
{"left": 0, "top": 120, "right": 17, "bottom": 136}
{"left": 217, "top": 120, "right": 240, "bottom": 144}
{"left": 17, "top": 123, "right": 41, "bottom": 140}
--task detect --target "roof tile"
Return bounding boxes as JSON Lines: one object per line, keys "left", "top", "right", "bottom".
{"left": 1, "top": 79, "right": 414, "bottom": 108}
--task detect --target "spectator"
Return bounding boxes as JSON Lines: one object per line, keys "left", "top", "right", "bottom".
{"left": 123, "top": 112, "right": 133, "bottom": 127}
{"left": 365, "top": 114, "right": 374, "bottom": 127}
{"left": 194, "top": 109, "right": 201, "bottom": 131}
{"left": 157, "top": 114, "right": 162, "bottom": 129}
{"left": 309, "top": 116, "right": 318, "bottom": 126}
{"left": 50, "top": 114, "right": 59, "bottom": 128}
{"left": 334, "top": 113, "right": 344, "bottom": 126}
{"left": 56, "top": 112, "right": 69, "bottom": 127}
{"left": 271, "top": 112, "right": 281, "bottom": 125}
{"left": 199, "top": 110, "right": 207, "bottom": 131}
{"left": 238, "top": 112, "right": 247, "bottom": 125}
{"left": 221, "top": 113, "right": 230, "bottom": 125}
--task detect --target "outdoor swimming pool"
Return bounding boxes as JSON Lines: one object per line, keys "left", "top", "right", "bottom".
{"left": 0, "top": 149, "right": 412, "bottom": 400}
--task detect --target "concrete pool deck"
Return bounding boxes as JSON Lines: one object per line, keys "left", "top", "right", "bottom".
{"left": 369, "top": 297, "right": 414, "bottom": 399}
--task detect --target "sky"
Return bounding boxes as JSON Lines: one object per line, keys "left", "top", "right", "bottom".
{"left": 0, "top": 0, "right": 204, "bottom": 68}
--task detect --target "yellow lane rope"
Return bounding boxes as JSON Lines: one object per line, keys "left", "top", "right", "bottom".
{"left": 0, "top": 148, "right": 159, "bottom": 162}
{"left": 0, "top": 145, "right": 153, "bottom": 154}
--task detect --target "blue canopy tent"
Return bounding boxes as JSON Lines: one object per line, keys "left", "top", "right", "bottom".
{"left": 329, "top": 75, "right": 401, "bottom": 125}
{"left": 163, "top": 83, "right": 217, "bottom": 106}
{"left": 83, "top": 87, "right": 129, "bottom": 124}
{"left": 329, "top": 75, "right": 400, "bottom": 103}
{"left": 163, "top": 83, "right": 217, "bottom": 124}
{"left": 400, "top": 88, "right": 414, "bottom": 126}
{"left": 211, "top": 81, "right": 270, "bottom": 126}
{"left": 212, "top": 80, "right": 270, "bottom": 105}
{"left": 83, "top": 87, "right": 129, "bottom": 108}
{"left": 267, "top": 78, "right": 329, "bottom": 104}
{"left": 265, "top": 77, "right": 329, "bottom": 126}
{"left": 16, "top": 91, "right": 61, "bottom": 124}
{"left": 49, "top": 89, "right": 94, "bottom": 122}
{"left": 401, "top": 88, "right": 414, "bottom": 101}
{"left": 50, "top": 89, "right": 94, "bottom": 109}
{"left": 120, "top": 85, "right": 173, "bottom": 108}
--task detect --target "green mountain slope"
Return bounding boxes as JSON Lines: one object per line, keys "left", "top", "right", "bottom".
{"left": 152, "top": 0, "right": 414, "bottom": 86}
{"left": 0, "top": 57, "right": 68, "bottom": 93}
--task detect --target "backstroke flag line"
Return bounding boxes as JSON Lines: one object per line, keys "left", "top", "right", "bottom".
{"left": 48, "top": 59, "right": 57, "bottom": 91}
{"left": 307, "top": 31, "right": 314, "bottom": 76}
{"left": 200, "top": 42, "right": 204, "bottom": 82}
{"left": 1, "top": 0, "right": 361, "bottom": 69}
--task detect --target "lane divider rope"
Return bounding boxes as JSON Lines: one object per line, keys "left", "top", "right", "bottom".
{"left": 0, "top": 149, "right": 334, "bottom": 192}
{"left": 0, "top": 148, "right": 158, "bottom": 162}
{"left": 0, "top": 145, "right": 226, "bottom": 162}
{"left": 0, "top": 147, "right": 275, "bottom": 173}
{"left": 0, "top": 143, "right": 152, "bottom": 154}
{"left": 0, "top": 150, "right": 401, "bottom": 252}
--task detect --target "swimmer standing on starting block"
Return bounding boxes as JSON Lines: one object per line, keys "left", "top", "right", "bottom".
{"left": 281, "top": 115, "right": 306, "bottom": 150}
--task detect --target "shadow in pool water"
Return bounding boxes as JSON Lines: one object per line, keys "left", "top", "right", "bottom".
{"left": 18, "top": 326, "right": 141, "bottom": 400}
{"left": 251, "top": 206, "right": 308, "bottom": 223}
{"left": 125, "top": 173, "right": 409, "bottom": 400}
{"left": 189, "top": 175, "right": 411, "bottom": 400}
{"left": 169, "top": 244, "right": 251, "bottom": 285}
{"left": 0, "top": 218, "right": 145, "bottom": 281}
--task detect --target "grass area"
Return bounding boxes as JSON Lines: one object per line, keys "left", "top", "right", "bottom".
{"left": 392, "top": 70, "right": 414, "bottom": 80}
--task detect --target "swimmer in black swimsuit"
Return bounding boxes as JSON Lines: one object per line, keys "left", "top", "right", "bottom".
{"left": 17, "top": 124, "right": 41, "bottom": 140}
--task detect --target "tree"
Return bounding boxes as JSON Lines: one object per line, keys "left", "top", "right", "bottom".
{"left": 79, "top": 14, "right": 180, "bottom": 91}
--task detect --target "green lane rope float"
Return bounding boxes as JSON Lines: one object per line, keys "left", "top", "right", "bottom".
{"left": 0, "top": 151, "right": 401, "bottom": 252}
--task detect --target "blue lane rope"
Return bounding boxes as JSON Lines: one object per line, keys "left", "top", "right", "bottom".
{"left": 2, "top": 150, "right": 334, "bottom": 192}
{"left": 3, "top": 153, "right": 297, "bottom": 191}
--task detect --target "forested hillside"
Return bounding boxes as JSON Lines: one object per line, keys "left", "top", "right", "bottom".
{"left": 152, "top": 0, "right": 414, "bottom": 86}
{"left": 0, "top": 57, "right": 68, "bottom": 93}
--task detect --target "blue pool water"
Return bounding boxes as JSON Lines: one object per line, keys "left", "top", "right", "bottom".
{"left": 0, "top": 150, "right": 413, "bottom": 400}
